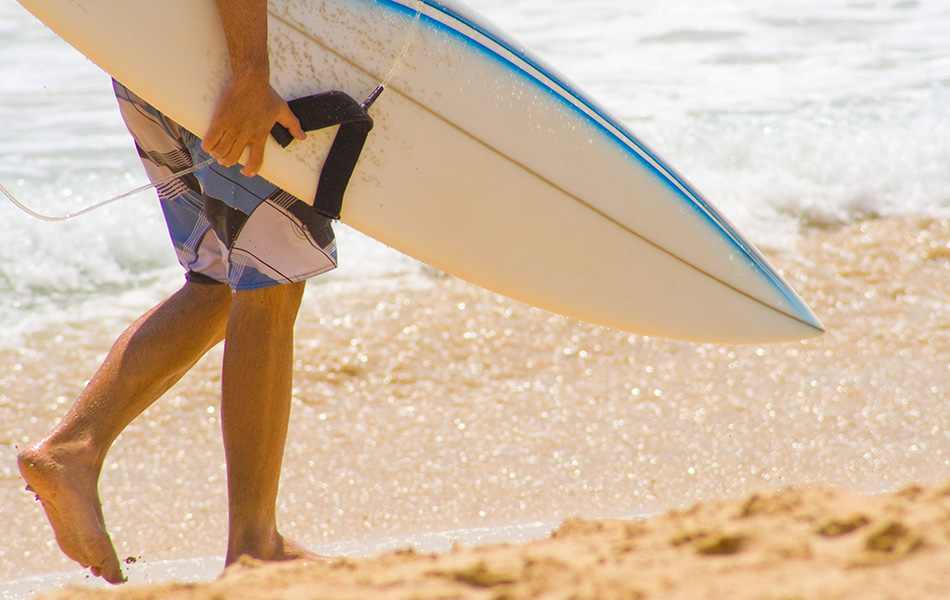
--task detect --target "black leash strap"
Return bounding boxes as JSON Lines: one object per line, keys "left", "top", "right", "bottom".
{"left": 270, "top": 89, "right": 379, "bottom": 220}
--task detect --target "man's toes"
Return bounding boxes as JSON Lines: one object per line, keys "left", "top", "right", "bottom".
{"left": 100, "top": 561, "right": 126, "bottom": 584}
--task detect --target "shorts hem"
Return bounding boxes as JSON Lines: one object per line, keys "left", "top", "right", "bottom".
{"left": 228, "top": 262, "right": 339, "bottom": 291}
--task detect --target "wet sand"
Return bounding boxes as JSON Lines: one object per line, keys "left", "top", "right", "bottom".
{"left": 3, "top": 216, "right": 950, "bottom": 597}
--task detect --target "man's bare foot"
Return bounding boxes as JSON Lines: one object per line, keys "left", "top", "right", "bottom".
{"left": 17, "top": 441, "right": 125, "bottom": 584}
{"left": 275, "top": 536, "right": 333, "bottom": 563}
{"left": 225, "top": 531, "right": 332, "bottom": 567}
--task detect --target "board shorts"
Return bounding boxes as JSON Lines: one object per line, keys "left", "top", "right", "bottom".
{"left": 113, "top": 80, "right": 338, "bottom": 290}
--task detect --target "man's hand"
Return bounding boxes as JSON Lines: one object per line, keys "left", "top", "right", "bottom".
{"left": 201, "top": 71, "right": 306, "bottom": 178}
{"left": 202, "top": 0, "right": 306, "bottom": 179}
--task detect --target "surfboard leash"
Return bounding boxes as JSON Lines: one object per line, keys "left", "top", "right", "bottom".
{"left": 0, "top": 157, "right": 216, "bottom": 222}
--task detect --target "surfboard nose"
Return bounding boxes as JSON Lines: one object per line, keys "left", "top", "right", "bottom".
{"left": 737, "top": 294, "right": 825, "bottom": 344}
{"left": 787, "top": 303, "right": 825, "bottom": 339}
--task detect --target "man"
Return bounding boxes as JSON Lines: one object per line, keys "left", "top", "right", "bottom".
{"left": 17, "top": 0, "right": 328, "bottom": 583}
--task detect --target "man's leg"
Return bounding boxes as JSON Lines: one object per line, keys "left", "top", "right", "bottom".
{"left": 220, "top": 280, "right": 317, "bottom": 563}
{"left": 17, "top": 281, "right": 232, "bottom": 583}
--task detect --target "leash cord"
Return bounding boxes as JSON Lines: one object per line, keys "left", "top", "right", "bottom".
{"left": 1, "top": 158, "right": 216, "bottom": 222}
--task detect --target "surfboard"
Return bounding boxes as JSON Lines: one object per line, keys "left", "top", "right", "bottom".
{"left": 14, "top": 0, "right": 824, "bottom": 343}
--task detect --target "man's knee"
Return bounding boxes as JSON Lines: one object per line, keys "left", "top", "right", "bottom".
{"left": 230, "top": 281, "right": 306, "bottom": 328}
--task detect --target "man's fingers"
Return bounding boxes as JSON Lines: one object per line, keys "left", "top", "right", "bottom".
{"left": 278, "top": 106, "right": 307, "bottom": 142}
{"left": 202, "top": 130, "right": 235, "bottom": 164}
{"left": 201, "top": 124, "right": 225, "bottom": 155}
{"left": 242, "top": 142, "right": 266, "bottom": 178}
{"left": 214, "top": 138, "right": 240, "bottom": 167}
{"left": 205, "top": 132, "right": 268, "bottom": 174}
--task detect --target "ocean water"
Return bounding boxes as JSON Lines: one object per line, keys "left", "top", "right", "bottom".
{"left": 2, "top": 0, "right": 948, "bottom": 341}
{"left": 2, "top": 0, "right": 950, "bottom": 596}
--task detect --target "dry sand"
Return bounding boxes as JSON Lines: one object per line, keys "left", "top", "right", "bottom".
{"left": 34, "top": 481, "right": 950, "bottom": 600}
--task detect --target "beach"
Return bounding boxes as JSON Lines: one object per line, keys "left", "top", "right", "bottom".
{"left": 3, "top": 0, "right": 950, "bottom": 596}
{"left": 3, "top": 215, "right": 950, "bottom": 598}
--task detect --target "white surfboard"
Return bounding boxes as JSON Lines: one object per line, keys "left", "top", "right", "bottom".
{"left": 14, "top": 0, "right": 823, "bottom": 343}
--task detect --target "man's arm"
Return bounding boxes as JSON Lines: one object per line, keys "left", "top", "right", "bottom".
{"left": 202, "top": 0, "right": 306, "bottom": 178}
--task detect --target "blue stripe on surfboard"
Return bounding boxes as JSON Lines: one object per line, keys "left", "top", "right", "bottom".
{"left": 373, "top": 0, "right": 817, "bottom": 327}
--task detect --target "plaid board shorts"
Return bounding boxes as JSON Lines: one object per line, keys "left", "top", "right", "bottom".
{"left": 113, "top": 81, "right": 338, "bottom": 290}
